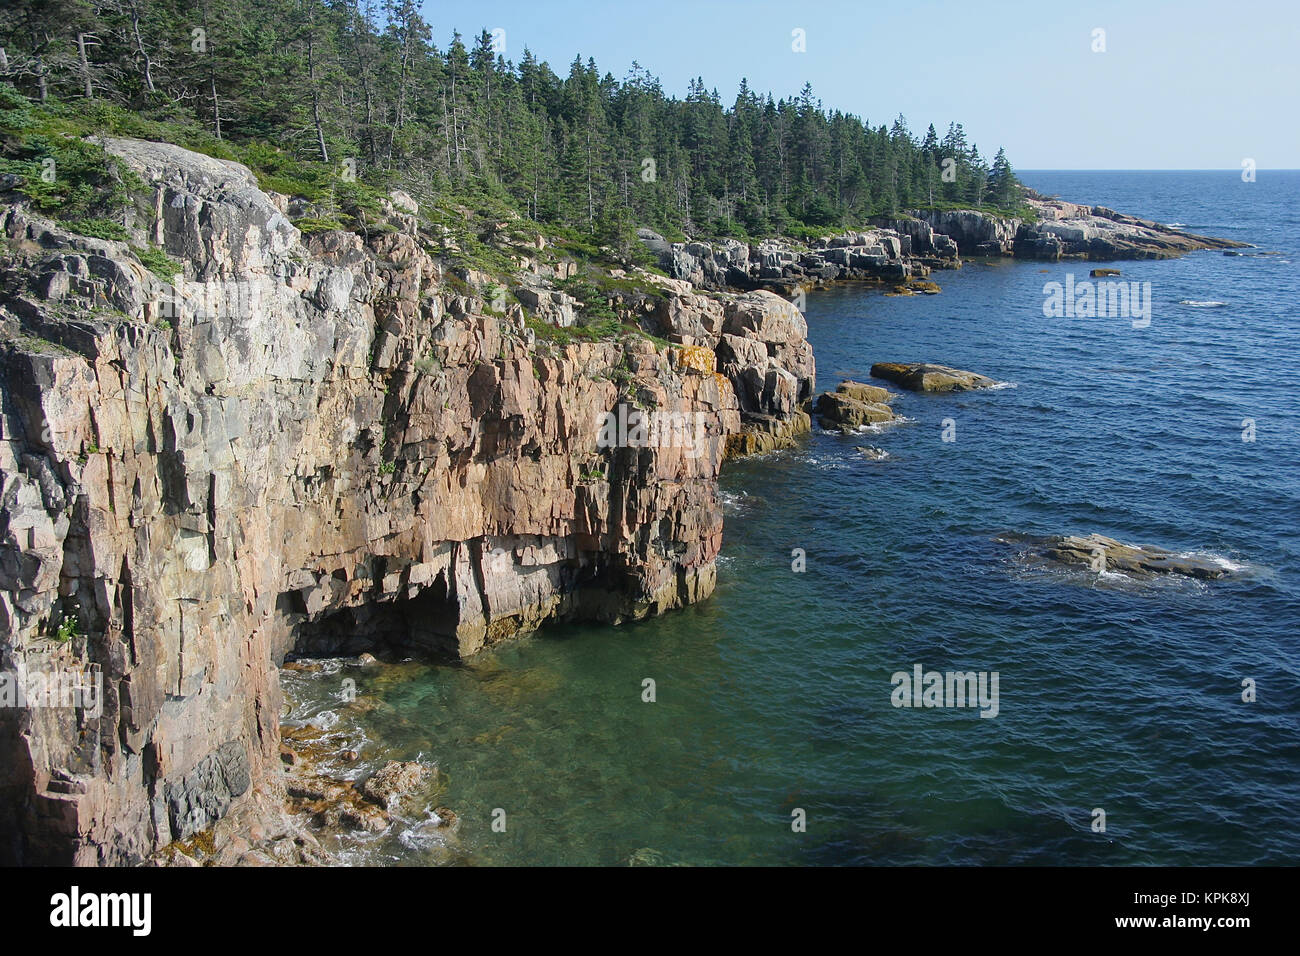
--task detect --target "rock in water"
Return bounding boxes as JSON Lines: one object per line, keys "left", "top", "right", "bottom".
{"left": 814, "top": 380, "right": 899, "bottom": 432}
{"left": 1046, "top": 534, "right": 1232, "bottom": 579}
{"left": 1000, "top": 532, "right": 1236, "bottom": 580}
{"left": 360, "top": 761, "right": 434, "bottom": 809}
{"left": 869, "top": 362, "right": 999, "bottom": 392}
{"left": 835, "top": 380, "right": 895, "bottom": 405}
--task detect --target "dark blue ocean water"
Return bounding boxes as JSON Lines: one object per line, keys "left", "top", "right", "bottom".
{"left": 284, "top": 171, "right": 1300, "bottom": 865}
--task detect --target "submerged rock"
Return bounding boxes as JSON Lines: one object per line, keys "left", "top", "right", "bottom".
{"left": 1047, "top": 534, "right": 1233, "bottom": 579}
{"left": 279, "top": 721, "right": 452, "bottom": 847}
{"left": 869, "top": 362, "right": 998, "bottom": 392}
{"left": 627, "top": 847, "right": 683, "bottom": 866}
{"left": 1001, "top": 532, "right": 1236, "bottom": 580}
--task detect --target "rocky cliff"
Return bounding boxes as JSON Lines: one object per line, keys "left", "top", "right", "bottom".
{"left": 650, "top": 193, "right": 1246, "bottom": 293}
{"left": 1006, "top": 194, "right": 1247, "bottom": 259}
{"left": 0, "top": 139, "right": 813, "bottom": 864}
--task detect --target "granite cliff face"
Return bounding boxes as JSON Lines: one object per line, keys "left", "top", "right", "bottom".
{"left": 0, "top": 139, "right": 813, "bottom": 864}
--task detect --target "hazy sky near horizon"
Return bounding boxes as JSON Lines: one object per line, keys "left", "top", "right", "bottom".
{"left": 419, "top": 0, "right": 1298, "bottom": 170}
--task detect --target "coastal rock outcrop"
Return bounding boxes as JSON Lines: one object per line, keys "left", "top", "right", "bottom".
{"left": 647, "top": 196, "right": 1245, "bottom": 301}
{"left": 915, "top": 198, "right": 1247, "bottom": 261}
{"left": 648, "top": 191, "right": 1244, "bottom": 295}
{"left": 869, "top": 362, "right": 999, "bottom": 393}
{"left": 911, "top": 209, "right": 1021, "bottom": 257}
{"left": 0, "top": 138, "right": 815, "bottom": 864}
{"left": 814, "top": 380, "right": 899, "bottom": 432}
{"left": 1012, "top": 196, "right": 1247, "bottom": 260}
{"left": 1024, "top": 535, "right": 1227, "bottom": 580}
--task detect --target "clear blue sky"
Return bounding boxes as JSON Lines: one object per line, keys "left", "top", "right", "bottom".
{"left": 418, "top": 0, "right": 1298, "bottom": 170}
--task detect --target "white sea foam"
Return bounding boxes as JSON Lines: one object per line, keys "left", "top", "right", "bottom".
{"left": 857, "top": 415, "right": 914, "bottom": 434}
{"left": 1178, "top": 300, "right": 1228, "bottom": 307}
{"left": 308, "top": 709, "right": 341, "bottom": 730}
{"left": 719, "top": 490, "right": 752, "bottom": 515}
{"left": 1177, "top": 550, "right": 1248, "bottom": 573}
{"left": 799, "top": 453, "right": 850, "bottom": 471}
{"left": 397, "top": 814, "right": 445, "bottom": 849}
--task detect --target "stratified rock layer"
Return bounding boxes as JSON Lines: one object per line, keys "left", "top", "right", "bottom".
{"left": 0, "top": 139, "right": 814, "bottom": 864}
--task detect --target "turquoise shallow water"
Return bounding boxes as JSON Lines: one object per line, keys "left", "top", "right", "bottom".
{"left": 284, "top": 171, "right": 1300, "bottom": 865}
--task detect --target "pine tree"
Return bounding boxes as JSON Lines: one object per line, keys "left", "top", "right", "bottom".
{"left": 0, "top": 0, "right": 1029, "bottom": 238}
{"left": 988, "top": 147, "right": 1018, "bottom": 207}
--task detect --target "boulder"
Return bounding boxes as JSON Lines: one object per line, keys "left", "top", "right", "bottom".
{"left": 636, "top": 227, "right": 671, "bottom": 259}
{"left": 1045, "top": 534, "right": 1233, "bottom": 580}
{"left": 869, "top": 362, "right": 998, "bottom": 392}
{"left": 835, "top": 380, "right": 895, "bottom": 405}
{"left": 360, "top": 761, "right": 434, "bottom": 809}
{"left": 999, "top": 532, "right": 1237, "bottom": 581}
{"left": 813, "top": 380, "right": 898, "bottom": 432}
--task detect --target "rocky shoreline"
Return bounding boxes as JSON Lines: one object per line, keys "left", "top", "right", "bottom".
{"left": 0, "top": 135, "right": 1243, "bottom": 866}
{"left": 643, "top": 192, "right": 1247, "bottom": 296}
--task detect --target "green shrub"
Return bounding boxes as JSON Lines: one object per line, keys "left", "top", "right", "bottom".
{"left": 68, "top": 218, "right": 129, "bottom": 241}
{"left": 292, "top": 216, "right": 346, "bottom": 235}
{"left": 133, "top": 244, "right": 180, "bottom": 280}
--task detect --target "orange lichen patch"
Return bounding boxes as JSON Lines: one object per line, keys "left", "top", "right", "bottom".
{"left": 673, "top": 344, "right": 716, "bottom": 374}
